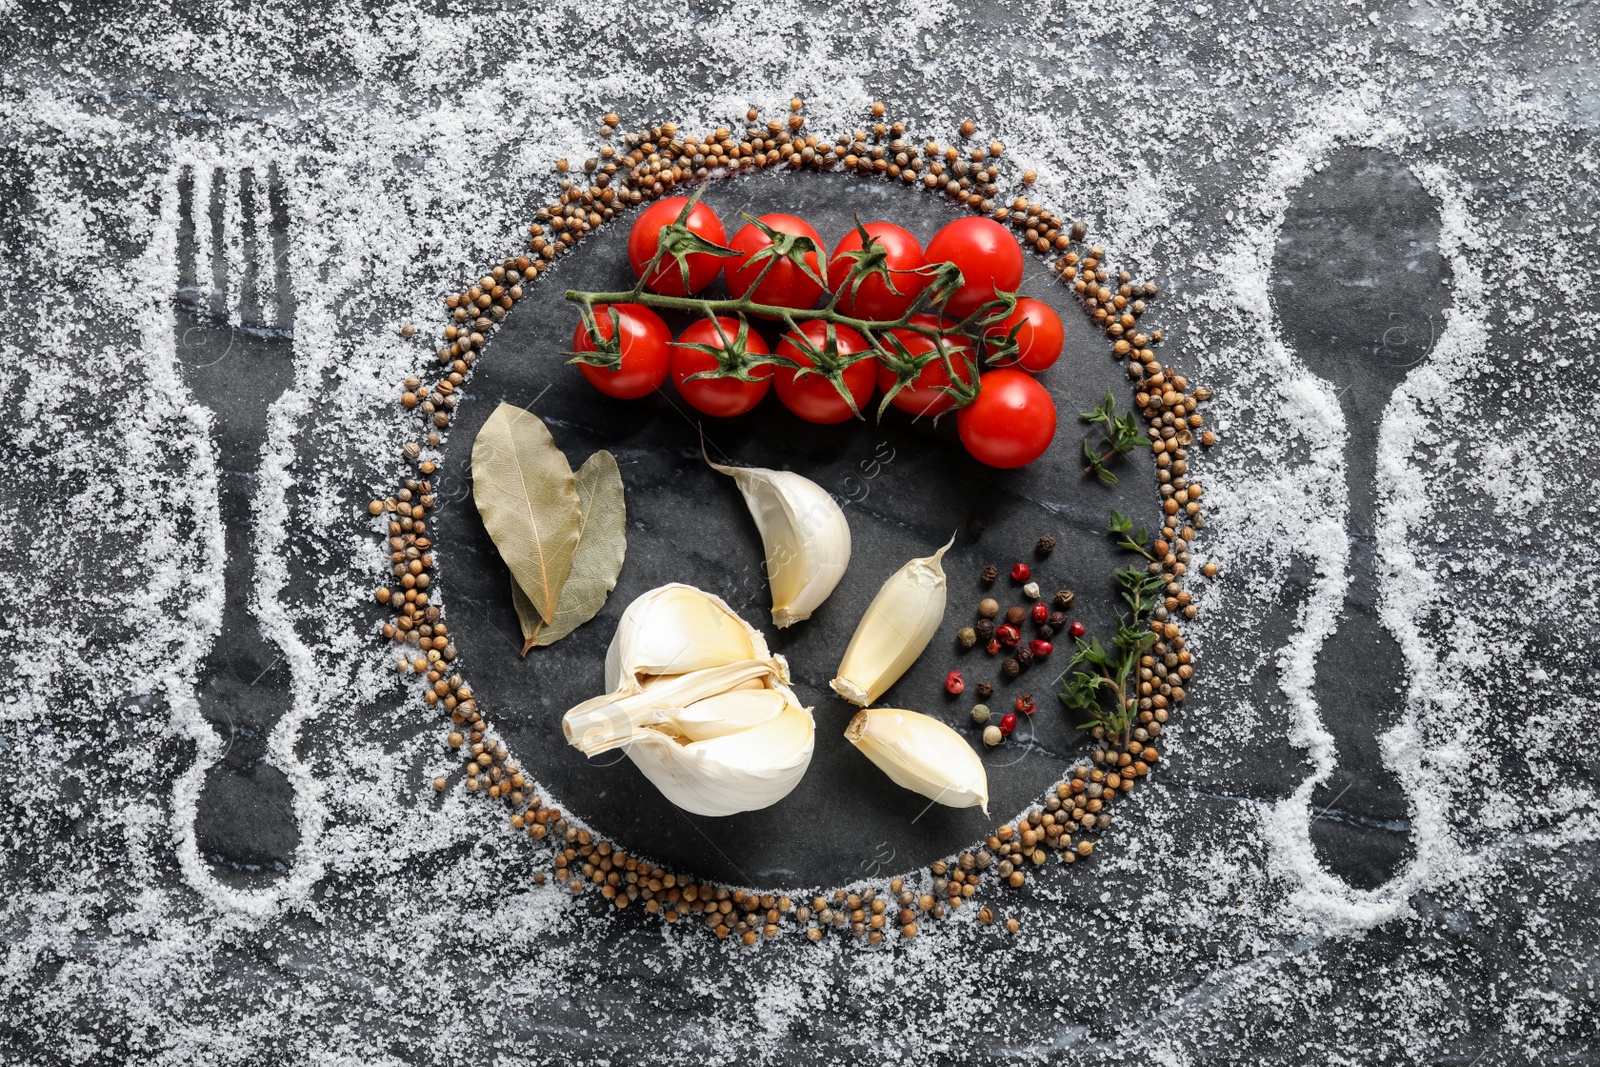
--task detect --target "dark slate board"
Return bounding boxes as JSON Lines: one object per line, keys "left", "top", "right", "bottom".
{"left": 430, "top": 168, "right": 1156, "bottom": 888}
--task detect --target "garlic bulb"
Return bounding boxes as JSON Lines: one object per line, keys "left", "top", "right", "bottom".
{"left": 562, "top": 584, "right": 815, "bottom": 817}
{"left": 710, "top": 460, "right": 851, "bottom": 628}
{"left": 845, "top": 708, "right": 989, "bottom": 814}
{"left": 830, "top": 536, "right": 954, "bottom": 707}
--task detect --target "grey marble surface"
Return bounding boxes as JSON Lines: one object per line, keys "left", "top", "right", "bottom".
{"left": 1, "top": 1, "right": 1596, "bottom": 1064}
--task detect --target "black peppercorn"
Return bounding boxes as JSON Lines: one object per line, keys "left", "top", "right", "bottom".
{"left": 967, "top": 516, "right": 986, "bottom": 538}
{"left": 1004, "top": 606, "right": 1027, "bottom": 626}
{"left": 1048, "top": 610, "right": 1067, "bottom": 629}
{"left": 1052, "top": 589, "right": 1075, "bottom": 610}
{"left": 975, "top": 618, "right": 996, "bottom": 641}
{"left": 980, "top": 564, "right": 998, "bottom": 585}
{"left": 1001, "top": 658, "right": 1021, "bottom": 679}
{"left": 1038, "top": 624, "right": 1056, "bottom": 640}
{"left": 1035, "top": 535, "right": 1055, "bottom": 556}
{"left": 975, "top": 681, "right": 994, "bottom": 699}
{"left": 1015, "top": 647, "right": 1035, "bottom": 668}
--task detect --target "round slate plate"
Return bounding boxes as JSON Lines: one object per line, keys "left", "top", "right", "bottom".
{"left": 430, "top": 168, "right": 1156, "bottom": 889}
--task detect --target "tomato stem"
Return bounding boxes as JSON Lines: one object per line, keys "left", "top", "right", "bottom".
{"left": 566, "top": 287, "right": 940, "bottom": 337}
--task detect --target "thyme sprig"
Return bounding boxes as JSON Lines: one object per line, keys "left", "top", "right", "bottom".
{"left": 565, "top": 189, "right": 1020, "bottom": 420}
{"left": 1080, "top": 388, "right": 1151, "bottom": 484}
{"left": 1057, "top": 511, "right": 1165, "bottom": 745}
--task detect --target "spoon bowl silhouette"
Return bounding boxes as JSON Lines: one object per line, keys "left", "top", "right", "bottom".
{"left": 1270, "top": 148, "right": 1453, "bottom": 889}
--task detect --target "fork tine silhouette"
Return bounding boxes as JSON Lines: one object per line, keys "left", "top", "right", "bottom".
{"left": 172, "top": 160, "right": 302, "bottom": 881}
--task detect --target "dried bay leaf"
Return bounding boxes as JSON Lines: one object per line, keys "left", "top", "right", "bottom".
{"left": 472, "top": 403, "right": 582, "bottom": 625}
{"left": 515, "top": 450, "right": 627, "bottom": 652}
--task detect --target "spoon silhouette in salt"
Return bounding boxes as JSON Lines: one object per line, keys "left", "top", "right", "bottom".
{"left": 1269, "top": 148, "right": 1453, "bottom": 890}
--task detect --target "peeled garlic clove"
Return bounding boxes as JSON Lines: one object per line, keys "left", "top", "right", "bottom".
{"left": 830, "top": 536, "right": 954, "bottom": 707}
{"left": 604, "top": 583, "right": 769, "bottom": 691}
{"left": 710, "top": 460, "right": 851, "bottom": 628}
{"left": 845, "top": 707, "right": 988, "bottom": 814}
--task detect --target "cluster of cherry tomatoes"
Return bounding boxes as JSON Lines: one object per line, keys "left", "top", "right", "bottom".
{"left": 570, "top": 196, "right": 1067, "bottom": 468}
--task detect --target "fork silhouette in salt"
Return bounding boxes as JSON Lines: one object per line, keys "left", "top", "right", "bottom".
{"left": 173, "top": 162, "right": 301, "bottom": 878}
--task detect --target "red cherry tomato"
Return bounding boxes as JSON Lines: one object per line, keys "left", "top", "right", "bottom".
{"left": 982, "top": 297, "right": 1064, "bottom": 373}
{"left": 925, "top": 216, "right": 1025, "bottom": 319}
{"left": 827, "top": 222, "right": 930, "bottom": 319}
{"left": 956, "top": 369, "right": 1058, "bottom": 468}
{"left": 875, "top": 315, "right": 976, "bottom": 418}
{"left": 725, "top": 213, "right": 826, "bottom": 314}
{"left": 571, "top": 303, "right": 672, "bottom": 400}
{"left": 627, "top": 197, "right": 728, "bottom": 297}
{"left": 773, "top": 321, "right": 875, "bottom": 424}
{"left": 668, "top": 316, "right": 772, "bottom": 418}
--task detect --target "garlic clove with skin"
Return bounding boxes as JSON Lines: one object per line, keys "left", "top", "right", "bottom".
{"left": 666, "top": 688, "right": 790, "bottom": 741}
{"left": 830, "top": 536, "right": 954, "bottom": 707}
{"left": 845, "top": 707, "right": 989, "bottom": 814}
{"left": 564, "top": 657, "right": 790, "bottom": 755}
{"left": 709, "top": 460, "right": 851, "bottom": 628}
{"left": 623, "top": 695, "right": 814, "bottom": 817}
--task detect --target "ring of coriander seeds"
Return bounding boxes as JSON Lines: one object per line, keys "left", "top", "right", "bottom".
{"left": 366, "top": 99, "right": 1214, "bottom": 946}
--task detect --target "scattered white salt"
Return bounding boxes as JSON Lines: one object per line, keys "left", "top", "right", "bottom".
{"left": 0, "top": 1, "right": 1595, "bottom": 1061}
